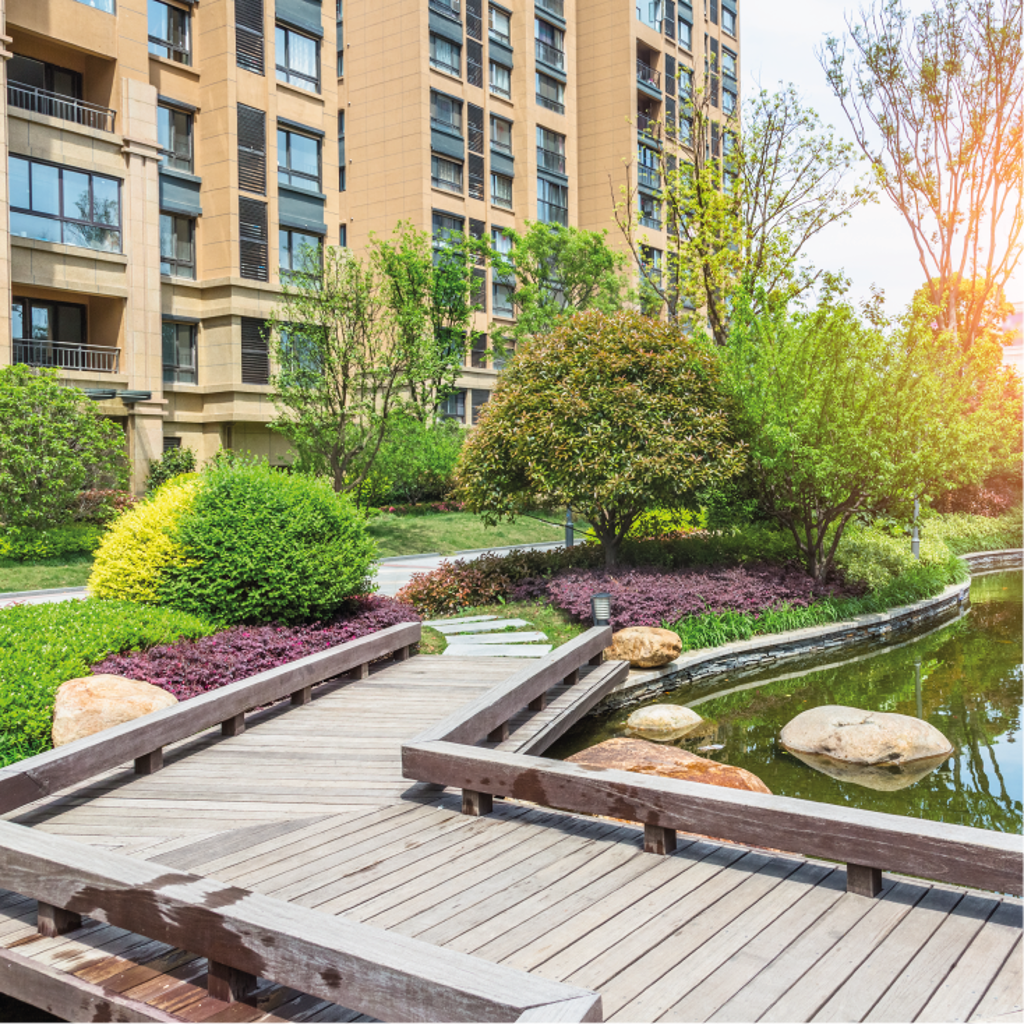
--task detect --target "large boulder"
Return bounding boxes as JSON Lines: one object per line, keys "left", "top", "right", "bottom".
{"left": 625, "top": 704, "right": 703, "bottom": 741}
{"left": 52, "top": 675, "right": 178, "bottom": 747}
{"left": 780, "top": 705, "right": 953, "bottom": 767}
{"left": 606, "top": 626, "right": 682, "bottom": 668}
{"left": 567, "top": 737, "right": 771, "bottom": 794}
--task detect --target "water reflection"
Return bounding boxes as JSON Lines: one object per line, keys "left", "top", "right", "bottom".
{"left": 551, "top": 571, "right": 1023, "bottom": 834}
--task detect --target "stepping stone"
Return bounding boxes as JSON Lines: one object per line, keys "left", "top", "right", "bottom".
{"left": 445, "top": 631, "right": 549, "bottom": 645}
{"left": 443, "top": 644, "right": 553, "bottom": 658}
{"left": 421, "top": 614, "right": 499, "bottom": 627}
{"left": 430, "top": 619, "right": 531, "bottom": 634}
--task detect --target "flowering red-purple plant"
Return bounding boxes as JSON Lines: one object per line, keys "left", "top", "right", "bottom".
{"left": 516, "top": 565, "right": 858, "bottom": 630}
{"left": 91, "top": 595, "right": 420, "bottom": 701}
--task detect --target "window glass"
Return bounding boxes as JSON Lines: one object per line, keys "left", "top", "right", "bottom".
{"left": 491, "top": 116, "right": 512, "bottom": 152}
{"left": 489, "top": 62, "right": 511, "bottom": 97}
{"left": 160, "top": 213, "right": 195, "bottom": 278}
{"left": 537, "top": 126, "right": 566, "bottom": 173}
{"left": 537, "top": 177, "right": 568, "bottom": 225}
{"left": 9, "top": 157, "right": 29, "bottom": 210}
{"left": 722, "top": 7, "right": 736, "bottom": 35}
{"left": 678, "top": 18, "right": 692, "bottom": 48}
{"left": 158, "top": 106, "right": 193, "bottom": 172}
{"left": 430, "top": 91, "right": 462, "bottom": 131}
{"left": 11, "top": 302, "right": 22, "bottom": 340}
{"left": 162, "top": 321, "right": 196, "bottom": 383}
{"left": 277, "top": 128, "right": 321, "bottom": 190}
{"left": 431, "top": 155, "right": 463, "bottom": 193}
{"left": 276, "top": 26, "right": 320, "bottom": 92}
{"left": 280, "top": 228, "right": 323, "bottom": 275}
{"left": 148, "top": 0, "right": 190, "bottom": 64}
{"left": 722, "top": 49, "right": 737, "bottom": 79}
{"left": 32, "top": 162, "right": 60, "bottom": 216}
{"left": 489, "top": 7, "right": 510, "bottom": 41}
{"left": 536, "top": 73, "right": 564, "bottom": 113}
{"left": 491, "top": 173, "right": 513, "bottom": 208}
{"left": 429, "top": 34, "right": 460, "bottom": 75}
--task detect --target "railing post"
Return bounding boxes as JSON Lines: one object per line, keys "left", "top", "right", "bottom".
{"left": 37, "top": 902, "right": 82, "bottom": 937}
{"left": 563, "top": 668, "right": 579, "bottom": 687}
{"left": 291, "top": 685, "right": 312, "bottom": 706}
{"left": 462, "top": 790, "right": 493, "bottom": 816}
{"left": 644, "top": 824, "right": 677, "bottom": 855}
{"left": 207, "top": 960, "right": 258, "bottom": 1004}
{"left": 589, "top": 652, "right": 603, "bottom": 666}
{"left": 222, "top": 713, "right": 245, "bottom": 737}
{"left": 394, "top": 645, "right": 410, "bottom": 662}
{"left": 488, "top": 722, "right": 509, "bottom": 743}
{"left": 352, "top": 662, "right": 370, "bottom": 679}
{"left": 847, "top": 863, "right": 883, "bottom": 897}
{"left": 135, "top": 748, "right": 163, "bottom": 775}
{"left": 528, "top": 693, "right": 547, "bottom": 711}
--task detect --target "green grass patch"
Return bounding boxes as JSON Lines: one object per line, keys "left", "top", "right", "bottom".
{"left": 0, "top": 599, "right": 217, "bottom": 767}
{"left": 418, "top": 599, "right": 586, "bottom": 656}
{"left": 0, "top": 554, "right": 94, "bottom": 594}
{"left": 366, "top": 511, "right": 590, "bottom": 558}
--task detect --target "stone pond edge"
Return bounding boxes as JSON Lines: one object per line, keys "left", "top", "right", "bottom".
{"left": 597, "top": 548, "right": 1024, "bottom": 713}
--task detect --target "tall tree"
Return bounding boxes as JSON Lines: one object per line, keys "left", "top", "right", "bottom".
{"left": 820, "top": 0, "right": 1023, "bottom": 350}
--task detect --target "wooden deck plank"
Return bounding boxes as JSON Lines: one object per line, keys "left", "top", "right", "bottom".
{"left": 968, "top": 936, "right": 1023, "bottom": 1023}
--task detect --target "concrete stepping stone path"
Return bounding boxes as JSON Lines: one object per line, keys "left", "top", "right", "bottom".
{"left": 423, "top": 614, "right": 554, "bottom": 658}
{"left": 429, "top": 619, "right": 532, "bottom": 634}
{"left": 444, "top": 643, "right": 553, "bottom": 657}
{"left": 445, "top": 631, "right": 550, "bottom": 645}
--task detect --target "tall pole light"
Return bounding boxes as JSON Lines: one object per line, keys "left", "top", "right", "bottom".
{"left": 565, "top": 506, "right": 574, "bottom": 549}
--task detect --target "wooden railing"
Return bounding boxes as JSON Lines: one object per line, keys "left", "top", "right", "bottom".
{"left": 0, "top": 622, "right": 421, "bottom": 814}
{"left": 0, "top": 820, "right": 601, "bottom": 1022}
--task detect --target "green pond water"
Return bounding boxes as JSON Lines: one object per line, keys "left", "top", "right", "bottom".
{"left": 550, "top": 570, "right": 1023, "bottom": 835}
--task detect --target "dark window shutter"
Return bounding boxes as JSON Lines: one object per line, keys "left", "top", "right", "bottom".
{"left": 466, "top": 0, "right": 482, "bottom": 41}
{"left": 471, "top": 269, "right": 486, "bottom": 309}
{"left": 711, "top": 121, "right": 721, "bottom": 157}
{"left": 235, "top": 0, "right": 265, "bottom": 74}
{"left": 665, "top": 95, "right": 677, "bottom": 138}
{"left": 239, "top": 198, "right": 269, "bottom": 281}
{"left": 468, "top": 154, "right": 485, "bottom": 200}
{"left": 664, "top": 0, "right": 675, "bottom": 39}
{"left": 467, "top": 40, "right": 483, "bottom": 87}
{"left": 467, "top": 104, "right": 485, "bottom": 154}
{"left": 237, "top": 105, "right": 267, "bottom": 194}
{"left": 665, "top": 54, "right": 676, "bottom": 87}
{"left": 710, "top": 0, "right": 718, "bottom": 23}
{"left": 241, "top": 317, "right": 270, "bottom": 383}
{"left": 468, "top": 218, "right": 485, "bottom": 239}
{"left": 710, "top": 38, "right": 720, "bottom": 106}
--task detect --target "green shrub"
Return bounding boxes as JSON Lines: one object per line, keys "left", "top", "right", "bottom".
{"left": 924, "top": 509, "right": 1023, "bottom": 555}
{"left": 832, "top": 522, "right": 954, "bottom": 591}
{"left": 627, "top": 508, "right": 707, "bottom": 539}
{"left": 161, "top": 461, "right": 377, "bottom": 624}
{"left": 147, "top": 446, "right": 197, "bottom": 493}
{"left": 0, "top": 524, "right": 103, "bottom": 561}
{"left": 0, "top": 599, "right": 215, "bottom": 766}
{"left": 360, "top": 415, "right": 464, "bottom": 505}
{"left": 89, "top": 477, "right": 200, "bottom": 603}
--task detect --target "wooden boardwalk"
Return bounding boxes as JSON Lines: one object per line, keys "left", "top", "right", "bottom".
{"left": 1, "top": 654, "right": 1021, "bottom": 1023}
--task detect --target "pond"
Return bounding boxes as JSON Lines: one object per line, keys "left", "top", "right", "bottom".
{"left": 550, "top": 570, "right": 1023, "bottom": 835}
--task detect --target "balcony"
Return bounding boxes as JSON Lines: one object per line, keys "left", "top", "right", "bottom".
{"left": 638, "top": 164, "right": 661, "bottom": 189}
{"left": 637, "top": 112, "right": 661, "bottom": 140}
{"left": 536, "top": 0, "right": 564, "bottom": 16}
{"left": 636, "top": 59, "right": 661, "bottom": 91}
{"left": 14, "top": 340, "right": 120, "bottom": 373}
{"left": 639, "top": 212, "right": 662, "bottom": 229}
{"left": 537, "top": 93, "right": 564, "bottom": 115}
{"left": 8, "top": 83, "right": 116, "bottom": 133}
{"left": 535, "top": 39, "right": 565, "bottom": 71}
{"left": 428, "top": 0, "right": 460, "bottom": 17}
{"left": 537, "top": 147, "right": 566, "bottom": 174}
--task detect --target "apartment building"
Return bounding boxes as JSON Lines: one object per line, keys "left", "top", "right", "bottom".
{"left": 0, "top": 0, "right": 738, "bottom": 490}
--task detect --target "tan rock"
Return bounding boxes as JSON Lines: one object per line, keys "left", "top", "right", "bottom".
{"left": 625, "top": 704, "right": 703, "bottom": 741}
{"left": 567, "top": 737, "right": 771, "bottom": 794}
{"left": 52, "top": 675, "right": 178, "bottom": 747}
{"left": 780, "top": 705, "right": 953, "bottom": 767}
{"left": 605, "top": 626, "right": 682, "bottom": 668}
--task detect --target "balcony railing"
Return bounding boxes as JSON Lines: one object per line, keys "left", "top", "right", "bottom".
{"left": 537, "top": 93, "right": 565, "bottom": 114}
{"left": 636, "top": 59, "right": 661, "bottom": 90}
{"left": 637, "top": 112, "right": 661, "bottom": 139}
{"left": 535, "top": 39, "right": 565, "bottom": 70}
{"left": 638, "top": 164, "right": 661, "bottom": 189}
{"left": 431, "top": 115, "right": 461, "bottom": 134}
{"left": 8, "top": 83, "right": 116, "bottom": 133}
{"left": 14, "top": 340, "right": 120, "bottom": 373}
{"left": 537, "top": 147, "right": 566, "bottom": 174}
{"left": 430, "top": 56, "right": 461, "bottom": 76}
{"left": 428, "top": 0, "right": 460, "bottom": 18}
{"left": 536, "top": 0, "right": 564, "bottom": 16}
{"left": 640, "top": 213, "right": 663, "bottom": 229}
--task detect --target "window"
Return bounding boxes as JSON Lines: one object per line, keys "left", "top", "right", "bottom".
{"left": 433, "top": 210, "right": 464, "bottom": 242}
{"left": 8, "top": 55, "right": 82, "bottom": 100}
{"left": 431, "top": 154, "right": 463, "bottom": 193}
{"left": 678, "top": 16, "right": 692, "bottom": 48}
{"left": 160, "top": 213, "right": 195, "bottom": 278}
{"left": 429, "top": 34, "right": 460, "bottom": 76}
{"left": 680, "top": 65, "right": 694, "bottom": 105}
{"left": 157, "top": 105, "right": 193, "bottom": 172}
{"left": 337, "top": 9, "right": 344, "bottom": 75}
{"left": 536, "top": 126, "right": 565, "bottom": 174}
{"left": 534, "top": 18, "right": 564, "bottom": 70}
{"left": 723, "top": 88, "right": 736, "bottom": 115}
{"left": 722, "top": 4, "right": 736, "bottom": 35}
{"left": 10, "top": 156, "right": 121, "bottom": 252}
{"left": 537, "top": 177, "right": 568, "bottom": 225}
{"left": 148, "top": 0, "right": 191, "bottom": 65}
{"left": 491, "top": 116, "right": 512, "bottom": 153}
{"left": 470, "top": 335, "right": 488, "bottom": 368}
{"left": 441, "top": 389, "right": 466, "bottom": 422}
{"left": 278, "top": 127, "right": 321, "bottom": 192}
{"left": 639, "top": 192, "right": 661, "bottom": 229}
{"left": 491, "top": 224, "right": 512, "bottom": 257}
{"left": 492, "top": 340, "right": 514, "bottom": 370}
{"left": 276, "top": 25, "right": 319, "bottom": 92}
{"left": 430, "top": 91, "right": 462, "bottom": 133}
{"left": 722, "top": 48, "right": 737, "bottom": 82}
{"left": 490, "top": 173, "right": 513, "bottom": 208}
{"left": 640, "top": 243, "right": 663, "bottom": 279}
{"left": 637, "top": 0, "right": 662, "bottom": 30}
{"left": 471, "top": 388, "right": 489, "bottom": 424}
{"left": 12, "top": 297, "right": 110, "bottom": 373}
{"left": 536, "top": 73, "right": 564, "bottom": 114}
{"left": 339, "top": 222, "right": 347, "bottom": 246}
{"left": 74, "top": 0, "right": 115, "bottom": 12}
{"left": 241, "top": 316, "right": 270, "bottom": 384}
{"left": 338, "top": 111, "right": 346, "bottom": 191}
{"left": 280, "top": 228, "right": 322, "bottom": 278}
{"left": 488, "top": 6, "right": 510, "bottom": 43}
{"left": 489, "top": 61, "right": 511, "bottom": 98}
{"left": 163, "top": 436, "right": 182, "bottom": 451}
{"left": 492, "top": 281, "right": 514, "bottom": 317}
{"left": 162, "top": 321, "right": 197, "bottom": 384}
{"left": 638, "top": 144, "right": 660, "bottom": 189}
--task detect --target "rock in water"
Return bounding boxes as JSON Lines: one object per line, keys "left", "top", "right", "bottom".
{"left": 785, "top": 749, "right": 950, "bottom": 791}
{"left": 567, "top": 737, "right": 771, "bottom": 794}
{"left": 780, "top": 705, "right": 953, "bottom": 767}
{"left": 52, "top": 675, "right": 178, "bottom": 747}
{"left": 605, "top": 627, "right": 682, "bottom": 668}
{"left": 625, "top": 704, "right": 703, "bottom": 741}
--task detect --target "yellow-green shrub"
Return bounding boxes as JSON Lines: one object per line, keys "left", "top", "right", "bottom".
{"left": 834, "top": 522, "right": 951, "bottom": 591}
{"left": 628, "top": 508, "right": 708, "bottom": 539}
{"left": 88, "top": 477, "right": 199, "bottom": 602}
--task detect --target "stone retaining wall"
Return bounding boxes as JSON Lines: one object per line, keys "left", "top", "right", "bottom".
{"left": 596, "top": 548, "right": 1023, "bottom": 714}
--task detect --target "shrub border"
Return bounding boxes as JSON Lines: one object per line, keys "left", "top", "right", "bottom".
{"left": 596, "top": 548, "right": 1023, "bottom": 712}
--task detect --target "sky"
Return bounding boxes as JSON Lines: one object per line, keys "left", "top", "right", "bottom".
{"left": 740, "top": 0, "right": 1022, "bottom": 318}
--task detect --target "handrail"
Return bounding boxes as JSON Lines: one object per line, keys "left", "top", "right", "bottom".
{"left": 7, "top": 82, "right": 116, "bottom": 133}
{"left": 13, "top": 340, "right": 120, "bottom": 374}
{"left": 0, "top": 820, "right": 602, "bottom": 1022}
{"left": 0, "top": 621, "right": 421, "bottom": 814}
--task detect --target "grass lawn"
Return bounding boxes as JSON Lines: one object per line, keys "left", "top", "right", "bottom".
{"left": 419, "top": 598, "right": 586, "bottom": 655}
{"left": 367, "top": 511, "right": 593, "bottom": 558}
{"left": 0, "top": 554, "right": 94, "bottom": 594}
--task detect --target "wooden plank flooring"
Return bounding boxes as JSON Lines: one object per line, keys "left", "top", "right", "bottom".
{"left": 1, "top": 655, "right": 1021, "bottom": 1023}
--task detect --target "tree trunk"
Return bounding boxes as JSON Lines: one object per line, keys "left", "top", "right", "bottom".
{"left": 603, "top": 534, "right": 621, "bottom": 569}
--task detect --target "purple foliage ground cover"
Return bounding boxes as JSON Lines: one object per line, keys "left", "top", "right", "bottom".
{"left": 92, "top": 595, "right": 421, "bottom": 700}
{"left": 514, "top": 565, "right": 858, "bottom": 630}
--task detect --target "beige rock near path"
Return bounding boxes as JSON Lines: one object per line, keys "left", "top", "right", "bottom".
{"left": 51, "top": 675, "right": 178, "bottom": 747}
{"left": 605, "top": 626, "right": 682, "bottom": 667}
{"left": 567, "top": 737, "right": 771, "bottom": 794}
{"left": 625, "top": 703, "right": 703, "bottom": 740}
{"left": 780, "top": 704, "right": 954, "bottom": 767}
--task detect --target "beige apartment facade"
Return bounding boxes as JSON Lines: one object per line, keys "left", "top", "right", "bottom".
{"left": 0, "top": 0, "right": 738, "bottom": 491}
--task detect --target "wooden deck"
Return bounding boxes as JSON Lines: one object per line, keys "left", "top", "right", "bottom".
{"left": 1, "top": 654, "right": 1021, "bottom": 1023}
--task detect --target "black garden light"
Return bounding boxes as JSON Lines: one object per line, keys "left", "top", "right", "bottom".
{"left": 591, "top": 592, "right": 612, "bottom": 627}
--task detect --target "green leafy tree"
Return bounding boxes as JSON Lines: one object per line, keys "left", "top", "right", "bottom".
{"left": 484, "top": 221, "right": 629, "bottom": 346}
{"left": 719, "top": 287, "right": 1020, "bottom": 584}
{"left": 0, "top": 365, "right": 128, "bottom": 529}
{"left": 820, "top": 0, "right": 1023, "bottom": 349}
{"left": 146, "top": 445, "right": 196, "bottom": 493}
{"left": 455, "top": 310, "right": 746, "bottom": 568}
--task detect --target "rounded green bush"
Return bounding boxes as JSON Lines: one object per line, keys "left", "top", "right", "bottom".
{"left": 160, "top": 461, "right": 377, "bottom": 624}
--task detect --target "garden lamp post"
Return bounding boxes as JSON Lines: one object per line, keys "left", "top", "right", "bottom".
{"left": 591, "top": 592, "right": 611, "bottom": 627}
{"left": 912, "top": 496, "right": 921, "bottom": 561}
{"left": 565, "top": 506, "right": 574, "bottom": 548}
